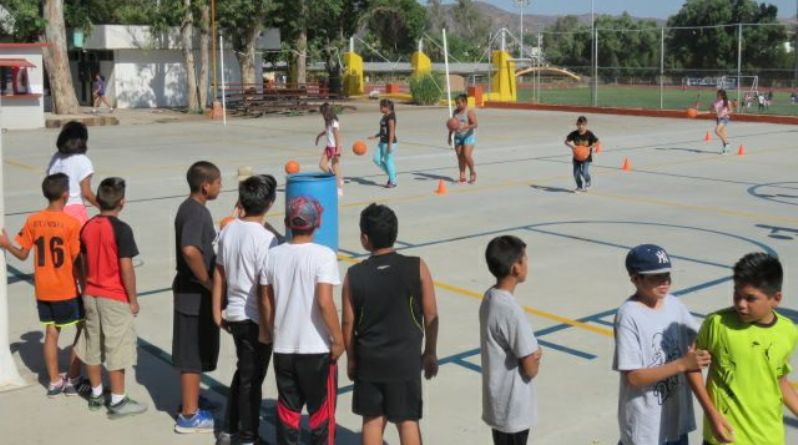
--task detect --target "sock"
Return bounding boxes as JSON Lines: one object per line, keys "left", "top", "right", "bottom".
{"left": 110, "top": 393, "right": 126, "bottom": 405}
{"left": 91, "top": 384, "right": 103, "bottom": 398}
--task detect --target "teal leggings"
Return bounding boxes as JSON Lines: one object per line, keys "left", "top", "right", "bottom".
{"left": 374, "top": 142, "right": 397, "bottom": 184}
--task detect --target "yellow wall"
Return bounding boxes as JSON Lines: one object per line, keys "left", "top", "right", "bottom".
{"left": 485, "top": 50, "right": 516, "bottom": 102}
{"left": 411, "top": 51, "right": 431, "bottom": 77}
{"left": 343, "top": 52, "right": 364, "bottom": 96}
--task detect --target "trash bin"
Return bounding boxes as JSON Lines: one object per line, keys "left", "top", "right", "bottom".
{"left": 285, "top": 172, "right": 339, "bottom": 252}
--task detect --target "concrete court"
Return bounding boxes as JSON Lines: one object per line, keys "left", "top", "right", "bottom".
{"left": 1, "top": 104, "right": 797, "bottom": 445}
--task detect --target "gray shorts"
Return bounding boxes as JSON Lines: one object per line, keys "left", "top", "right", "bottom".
{"left": 75, "top": 296, "right": 137, "bottom": 371}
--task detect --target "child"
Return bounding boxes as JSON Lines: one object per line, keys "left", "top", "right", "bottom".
{"left": 173, "top": 161, "right": 222, "bottom": 433}
{"left": 0, "top": 173, "right": 84, "bottom": 397}
{"left": 688, "top": 252, "right": 798, "bottom": 445}
{"left": 315, "top": 102, "right": 344, "bottom": 197}
{"left": 713, "top": 89, "right": 731, "bottom": 154}
{"left": 341, "top": 203, "right": 439, "bottom": 445}
{"left": 448, "top": 94, "right": 478, "bottom": 184}
{"left": 75, "top": 177, "right": 147, "bottom": 417}
{"left": 261, "top": 196, "right": 344, "bottom": 445}
{"left": 368, "top": 99, "right": 398, "bottom": 188}
{"left": 613, "top": 244, "right": 710, "bottom": 445}
{"left": 92, "top": 73, "right": 114, "bottom": 113}
{"left": 46, "top": 121, "right": 99, "bottom": 225}
{"left": 480, "top": 235, "right": 542, "bottom": 445}
{"left": 564, "top": 116, "right": 599, "bottom": 193}
{"left": 212, "top": 175, "right": 278, "bottom": 445}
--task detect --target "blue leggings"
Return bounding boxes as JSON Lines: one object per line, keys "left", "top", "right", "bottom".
{"left": 573, "top": 161, "right": 591, "bottom": 188}
{"left": 373, "top": 142, "right": 397, "bottom": 184}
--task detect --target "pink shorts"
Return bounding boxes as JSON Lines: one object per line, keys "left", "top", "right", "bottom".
{"left": 324, "top": 146, "right": 340, "bottom": 160}
{"left": 64, "top": 203, "right": 89, "bottom": 227}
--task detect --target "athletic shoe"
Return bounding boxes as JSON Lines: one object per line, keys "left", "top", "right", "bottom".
{"left": 721, "top": 144, "right": 728, "bottom": 154}
{"left": 385, "top": 182, "right": 397, "bottom": 189}
{"left": 573, "top": 187, "right": 583, "bottom": 194}
{"left": 88, "top": 394, "right": 105, "bottom": 411}
{"left": 175, "top": 409, "right": 215, "bottom": 434}
{"left": 215, "top": 432, "right": 233, "bottom": 445}
{"left": 64, "top": 377, "right": 90, "bottom": 396}
{"left": 46, "top": 378, "right": 65, "bottom": 398}
{"left": 108, "top": 396, "right": 148, "bottom": 419}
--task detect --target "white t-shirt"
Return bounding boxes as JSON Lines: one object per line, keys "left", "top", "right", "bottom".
{"left": 47, "top": 153, "right": 94, "bottom": 206}
{"left": 260, "top": 242, "right": 341, "bottom": 354}
{"left": 217, "top": 219, "right": 277, "bottom": 324}
{"left": 325, "top": 120, "right": 340, "bottom": 148}
{"left": 613, "top": 294, "right": 699, "bottom": 445}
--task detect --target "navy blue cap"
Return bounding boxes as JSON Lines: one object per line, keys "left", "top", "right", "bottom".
{"left": 625, "top": 244, "right": 671, "bottom": 275}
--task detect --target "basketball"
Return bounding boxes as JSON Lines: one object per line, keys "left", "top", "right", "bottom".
{"left": 284, "top": 160, "right": 300, "bottom": 174}
{"left": 352, "top": 140, "right": 367, "bottom": 156}
{"left": 446, "top": 117, "right": 461, "bottom": 132}
{"left": 686, "top": 108, "right": 698, "bottom": 118}
{"left": 573, "top": 146, "right": 590, "bottom": 162}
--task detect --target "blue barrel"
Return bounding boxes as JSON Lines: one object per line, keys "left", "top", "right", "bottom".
{"left": 285, "top": 172, "right": 339, "bottom": 252}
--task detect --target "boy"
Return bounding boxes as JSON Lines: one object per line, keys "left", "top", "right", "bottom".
{"left": 212, "top": 175, "right": 278, "bottom": 445}
{"left": 688, "top": 252, "right": 798, "bottom": 445}
{"left": 173, "top": 161, "right": 222, "bottom": 433}
{"left": 261, "top": 196, "right": 344, "bottom": 445}
{"left": 0, "top": 173, "right": 84, "bottom": 397}
{"left": 341, "top": 203, "right": 439, "bottom": 445}
{"left": 75, "top": 177, "right": 146, "bottom": 417}
{"left": 564, "top": 115, "right": 599, "bottom": 193}
{"left": 613, "top": 244, "right": 710, "bottom": 444}
{"left": 480, "top": 235, "right": 542, "bottom": 445}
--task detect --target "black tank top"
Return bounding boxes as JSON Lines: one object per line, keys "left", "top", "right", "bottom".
{"left": 349, "top": 252, "right": 422, "bottom": 381}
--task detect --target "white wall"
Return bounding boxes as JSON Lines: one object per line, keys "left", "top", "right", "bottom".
{"left": 1, "top": 48, "right": 44, "bottom": 129}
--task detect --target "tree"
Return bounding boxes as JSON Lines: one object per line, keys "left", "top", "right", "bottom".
{"left": 364, "top": 0, "right": 426, "bottom": 59}
{"left": 542, "top": 15, "right": 591, "bottom": 72}
{"left": 180, "top": 0, "right": 200, "bottom": 112}
{"left": 217, "top": 0, "right": 276, "bottom": 87}
{"left": 41, "top": 0, "right": 79, "bottom": 114}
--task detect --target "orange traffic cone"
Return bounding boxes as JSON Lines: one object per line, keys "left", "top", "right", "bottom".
{"left": 594, "top": 142, "right": 603, "bottom": 153}
{"left": 704, "top": 131, "right": 712, "bottom": 142}
{"left": 622, "top": 158, "right": 632, "bottom": 171}
{"left": 737, "top": 144, "right": 745, "bottom": 156}
{"left": 434, "top": 179, "right": 447, "bottom": 195}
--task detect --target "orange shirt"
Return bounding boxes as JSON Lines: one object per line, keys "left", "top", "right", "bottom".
{"left": 15, "top": 210, "right": 80, "bottom": 301}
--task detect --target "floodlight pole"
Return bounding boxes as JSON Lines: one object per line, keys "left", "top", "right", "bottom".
{"left": 737, "top": 23, "right": 742, "bottom": 112}
{"left": 443, "top": 28, "right": 453, "bottom": 147}
{"left": 660, "top": 26, "right": 664, "bottom": 110}
{"left": 220, "top": 35, "right": 227, "bottom": 127}
{"left": 591, "top": 0, "right": 596, "bottom": 106}
{"left": 211, "top": 0, "right": 217, "bottom": 101}
{"left": 515, "top": 0, "right": 531, "bottom": 59}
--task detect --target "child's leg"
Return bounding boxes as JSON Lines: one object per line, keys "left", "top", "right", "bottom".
{"left": 719, "top": 125, "right": 729, "bottom": 144}
{"left": 384, "top": 146, "right": 397, "bottom": 184}
{"left": 274, "top": 354, "right": 304, "bottom": 445}
{"left": 43, "top": 324, "right": 62, "bottom": 384}
{"left": 463, "top": 144, "right": 476, "bottom": 179}
{"left": 491, "top": 429, "right": 529, "bottom": 445}
{"left": 572, "top": 162, "right": 583, "bottom": 189}
{"left": 66, "top": 323, "right": 84, "bottom": 380}
{"left": 299, "top": 354, "right": 336, "bottom": 445}
{"left": 318, "top": 152, "right": 330, "bottom": 174}
{"left": 180, "top": 372, "right": 202, "bottom": 415}
{"left": 396, "top": 420, "right": 422, "bottom": 445}
{"left": 373, "top": 143, "right": 385, "bottom": 171}
{"left": 583, "top": 161, "right": 592, "bottom": 188}
{"left": 331, "top": 157, "right": 343, "bottom": 189}
{"left": 362, "top": 416, "right": 388, "bottom": 445}
{"left": 86, "top": 363, "right": 102, "bottom": 389}
{"left": 455, "top": 146, "right": 466, "bottom": 181}
{"left": 109, "top": 368, "right": 126, "bottom": 397}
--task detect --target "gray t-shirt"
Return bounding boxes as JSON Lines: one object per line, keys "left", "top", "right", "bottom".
{"left": 479, "top": 287, "right": 539, "bottom": 433}
{"left": 613, "top": 294, "right": 699, "bottom": 444}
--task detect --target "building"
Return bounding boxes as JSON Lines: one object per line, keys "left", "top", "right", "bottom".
{"left": 0, "top": 43, "right": 46, "bottom": 129}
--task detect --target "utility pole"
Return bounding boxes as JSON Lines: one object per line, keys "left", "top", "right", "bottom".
{"left": 515, "top": 0, "right": 532, "bottom": 59}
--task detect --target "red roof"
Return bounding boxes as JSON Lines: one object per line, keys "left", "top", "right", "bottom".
{"left": 0, "top": 58, "right": 35, "bottom": 68}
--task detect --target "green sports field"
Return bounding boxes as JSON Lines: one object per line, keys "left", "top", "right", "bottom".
{"left": 517, "top": 84, "right": 798, "bottom": 116}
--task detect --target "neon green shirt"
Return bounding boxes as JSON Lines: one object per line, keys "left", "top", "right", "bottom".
{"left": 697, "top": 308, "right": 798, "bottom": 445}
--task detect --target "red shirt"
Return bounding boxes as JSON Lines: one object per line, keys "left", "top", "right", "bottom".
{"left": 80, "top": 215, "right": 138, "bottom": 302}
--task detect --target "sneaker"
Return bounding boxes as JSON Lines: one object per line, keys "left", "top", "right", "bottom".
{"left": 108, "top": 396, "right": 148, "bottom": 419}
{"left": 215, "top": 432, "right": 234, "bottom": 445}
{"left": 64, "top": 377, "right": 90, "bottom": 396}
{"left": 385, "top": 182, "right": 397, "bottom": 189}
{"left": 46, "top": 378, "right": 65, "bottom": 398}
{"left": 175, "top": 409, "right": 215, "bottom": 434}
{"left": 721, "top": 144, "right": 728, "bottom": 154}
{"left": 88, "top": 394, "right": 105, "bottom": 411}
{"left": 573, "top": 187, "right": 583, "bottom": 194}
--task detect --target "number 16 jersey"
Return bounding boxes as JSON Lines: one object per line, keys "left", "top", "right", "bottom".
{"left": 16, "top": 210, "right": 81, "bottom": 301}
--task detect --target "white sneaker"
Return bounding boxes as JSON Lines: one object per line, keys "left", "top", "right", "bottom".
{"left": 337, "top": 188, "right": 343, "bottom": 197}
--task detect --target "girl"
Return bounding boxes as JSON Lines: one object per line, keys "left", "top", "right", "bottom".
{"left": 448, "top": 94, "right": 478, "bottom": 184}
{"left": 713, "top": 89, "right": 731, "bottom": 154}
{"left": 368, "top": 99, "right": 398, "bottom": 188}
{"left": 92, "top": 73, "right": 113, "bottom": 113}
{"left": 47, "top": 121, "right": 98, "bottom": 226}
{"left": 315, "top": 102, "right": 343, "bottom": 196}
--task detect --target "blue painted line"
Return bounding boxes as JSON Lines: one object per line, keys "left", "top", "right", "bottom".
{"left": 538, "top": 339, "right": 597, "bottom": 360}
{"left": 338, "top": 247, "right": 361, "bottom": 258}
{"left": 6, "top": 264, "right": 32, "bottom": 285}
{"left": 395, "top": 240, "right": 416, "bottom": 248}
{"left": 690, "top": 311, "right": 707, "bottom": 319}
{"left": 777, "top": 307, "right": 798, "bottom": 323}
{"left": 139, "top": 287, "right": 172, "bottom": 297}
{"left": 672, "top": 276, "right": 732, "bottom": 296}
{"left": 454, "top": 359, "right": 482, "bottom": 373}
{"left": 591, "top": 318, "right": 614, "bottom": 328}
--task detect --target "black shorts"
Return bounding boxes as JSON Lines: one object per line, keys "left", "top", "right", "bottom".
{"left": 37, "top": 297, "right": 84, "bottom": 328}
{"left": 172, "top": 310, "right": 219, "bottom": 373}
{"left": 352, "top": 377, "right": 422, "bottom": 422}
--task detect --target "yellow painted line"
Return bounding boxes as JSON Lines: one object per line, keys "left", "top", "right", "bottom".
{"left": 4, "top": 159, "right": 38, "bottom": 172}
{"left": 337, "top": 253, "right": 614, "bottom": 338}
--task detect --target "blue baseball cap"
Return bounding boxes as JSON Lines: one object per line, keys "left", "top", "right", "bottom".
{"left": 286, "top": 196, "right": 323, "bottom": 231}
{"left": 625, "top": 244, "right": 672, "bottom": 275}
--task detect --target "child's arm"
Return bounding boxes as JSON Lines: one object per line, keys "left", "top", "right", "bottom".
{"left": 564, "top": 138, "right": 575, "bottom": 149}
{"left": 386, "top": 119, "right": 395, "bottom": 152}
{"left": 316, "top": 282, "right": 345, "bottom": 360}
{"left": 419, "top": 259, "right": 439, "bottom": 379}
{"left": 0, "top": 229, "right": 30, "bottom": 261}
{"left": 79, "top": 176, "right": 99, "bottom": 208}
{"left": 119, "top": 257, "right": 139, "bottom": 315}
{"left": 520, "top": 348, "right": 543, "bottom": 379}
{"left": 341, "top": 273, "right": 356, "bottom": 381}
{"left": 315, "top": 130, "right": 326, "bottom": 145}
{"left": 466, "top": 109, "right": 478, "bottom": 130}
{"left": 333, "top": 126, "right": 342, "bottom": 154}
{"left": 779, "top": 376, "right": 798, "bottom": 417}
{"left": 258, "top": 284, "right": 275, "bottom": 344}
{"left": 624, "top": 345, "right": 710, "bottom": 389}
{"left": 181, "top": 245, "right": 212, "bottom": 290}
{"left": 211, "top": 265, "right": 227, "bottom": 330}
{"left": 687, "top": 369, "right": 735, "bottom": 443}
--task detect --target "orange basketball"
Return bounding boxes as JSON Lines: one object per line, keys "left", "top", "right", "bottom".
{"left": 446, "top": 117, "right": 461, "bottom": 132}
{"left": 284, "top": 160, "right": 300, "bottom": 174}
{"left": 686, "top": 108, "right": 698, "bottom": 118}
{"left": 573, "top": 146, "right": 590, "bottom": 162}
{"left": 352, "top": 140, "right": 367, "bottom": 156}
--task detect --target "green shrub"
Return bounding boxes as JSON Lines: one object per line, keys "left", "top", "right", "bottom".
{"left": 409, "top": 72, "right": 444, "bottom": 105}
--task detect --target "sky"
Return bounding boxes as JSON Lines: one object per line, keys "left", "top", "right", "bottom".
{"left": 477, "top": 0, "right": 796, "bottom": 18}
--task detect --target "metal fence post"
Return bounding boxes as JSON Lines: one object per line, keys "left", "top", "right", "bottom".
{"left": 594, "top": 27, "right": 599, "bottom": 107}
{"left": 737, "top": 23, "right": 742, "bottom": 112}
{"left": 660, "top": 26, "right": 665, "bottom": 110}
